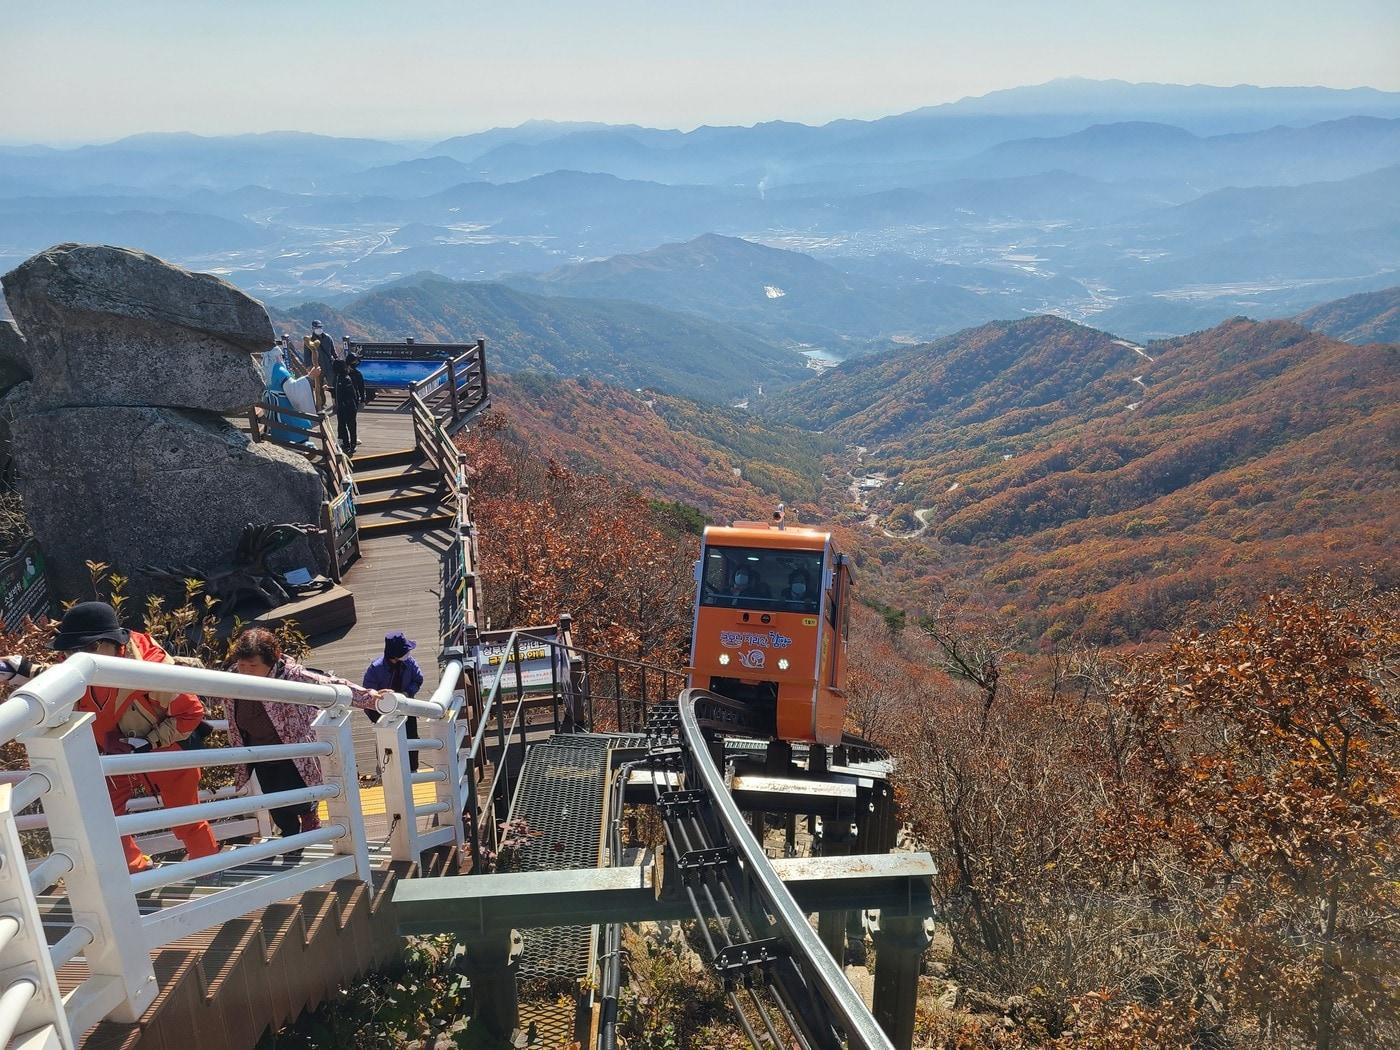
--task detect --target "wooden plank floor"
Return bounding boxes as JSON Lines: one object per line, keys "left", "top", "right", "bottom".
{"left": 306, "top": 397, "right": 453, "bottom": 777}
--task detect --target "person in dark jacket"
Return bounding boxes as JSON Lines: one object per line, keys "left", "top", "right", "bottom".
{"left": 363, "top": 632, "right": 426, "bottom": 771}
{"left": 345, "top": 350, "right": 369, "bottom": 405}
{"left": 311, "top": 320, "right": 338, "bottom": 408}
{"left": 332, "top": 359, "right": 358, "bottom": 453}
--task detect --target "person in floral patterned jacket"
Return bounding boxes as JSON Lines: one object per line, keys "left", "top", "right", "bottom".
{"left": 221, "top": 628, "right": 386, "bottom": 840}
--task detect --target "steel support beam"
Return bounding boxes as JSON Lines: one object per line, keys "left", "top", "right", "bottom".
{"left": 871, "top": 914, "right": 934, "bottom": 1049}
{"left": 817, "top": 817, "right": 857, "bottom": 963}
{"left": 394, "top": 852, "right": 936, "bottom": 936}
{"left": 623, "top": 769, "right": 868, "bottom": 817}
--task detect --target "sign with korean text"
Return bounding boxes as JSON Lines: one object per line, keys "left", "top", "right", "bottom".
{"left": 0, "top": 539, "right": 50, "bottom": 629}
{"left": 476, "top": 626, "right": 559, "bottom": 692}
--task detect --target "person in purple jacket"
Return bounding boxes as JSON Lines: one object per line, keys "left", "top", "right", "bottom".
{"left": 363, "top": 631, "right": 426, "bottom": 771}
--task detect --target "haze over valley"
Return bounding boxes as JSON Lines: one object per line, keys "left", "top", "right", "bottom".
{"left": 5, "top": 79, "right": 1400, "bottom": 354}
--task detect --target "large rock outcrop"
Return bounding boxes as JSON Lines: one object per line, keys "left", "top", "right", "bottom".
{"left": 4, "top": 245, "right": 268, "bottom": 413}
{"left": 1, "top": 244, "right": 325, "bottom": 602}
{"left": 0, "top": 320, "right": 31, "bottom": 391}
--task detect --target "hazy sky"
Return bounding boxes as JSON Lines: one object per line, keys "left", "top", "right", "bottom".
{"left": 3, "top": 0, "right": 1399, "bottom": 143}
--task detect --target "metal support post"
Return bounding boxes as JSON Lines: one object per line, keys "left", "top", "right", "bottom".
{"left": 23, "top": 715, "right": 158, "bottom": 1022}
{"left": 428, "top": 709, "right": 465, "bottom": 857}
{"left": 456, "top": 928, "right": 521, "bottom": 1041}
{"left": 316, "top": 702, "right": 372, "bottom": 882}
{"left": 373, "top": 709, "right": 417, "bottom": 864}
{"left": 816, "top": 817, "right": 856, "bottom": 964}
{"left": 856, "top": 778, "right": 897, "bottom": 855}
{"left": 871, "top": 914, "right": 934, "bottom": 1049}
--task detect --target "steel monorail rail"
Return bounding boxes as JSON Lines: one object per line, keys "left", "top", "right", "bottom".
{"left": 676, "top": 689, "right": 898, "bottom": 1050}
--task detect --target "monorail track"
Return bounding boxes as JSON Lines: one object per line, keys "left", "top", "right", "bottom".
{"left": 597, "top": 690, "right": 900, "bottom": 1050}
{"left": 395, "top": 688, "right": 931, "bottom": 1050}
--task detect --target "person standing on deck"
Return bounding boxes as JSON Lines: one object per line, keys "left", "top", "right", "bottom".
{"left": 332, "top": 359, "right": 359, "bottom": 453}
{"left": 218, "top": 627, "right": 385, "bottom": 846}
{"left": 363, "top": 632, "right": 425, "bottom": 772}
{"left": 0, "top": 602, "right": 218, "bottom": 873}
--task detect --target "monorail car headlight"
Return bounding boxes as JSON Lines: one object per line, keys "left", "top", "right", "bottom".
{"left": 718, "top": 653, "right": 730, "bottom": 665}
{"left": 777, "top": 658, "right": 789, "bottom": 670}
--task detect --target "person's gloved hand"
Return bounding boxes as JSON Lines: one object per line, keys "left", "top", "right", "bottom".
{"left": 0, "top": 656, "right": 34, "bottom": 685}
{"left": 103, "top": 731, "right": 136, "bottom": 755}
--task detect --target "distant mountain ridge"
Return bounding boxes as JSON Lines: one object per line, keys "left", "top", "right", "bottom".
{"left": 955, "top": 115, "right": 1400, "bottom": 189}
{"left": 9, "top": 80, "right": 1400, "bottom": 195}
{"left": 505, "top": 233, "right": 1014, "bottom": 347}
{"left": 270, "top": 273, "right": 807, "bottom": 401}
{"left": 766, "top": 314, "right": 1398, "bottom": 642}
{"left": 1295, "top": 285, "right": 1400, "bottom": 344}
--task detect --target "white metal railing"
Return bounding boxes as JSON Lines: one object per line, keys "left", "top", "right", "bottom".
{"left": 370, "top": 655, "right": 469, "bottom": 865}
{"left": 0, "top": 649, "right": 476, "bottom": 1049}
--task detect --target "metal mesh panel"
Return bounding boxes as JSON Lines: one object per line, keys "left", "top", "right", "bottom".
{"left": 508, "top": 738, "right": 612, "bottom": 983}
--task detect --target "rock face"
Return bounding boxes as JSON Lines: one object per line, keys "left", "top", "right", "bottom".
{"left": 0, "top": 244, "right": 325, "bottom": 602}
{"left": 3, "top": 244, "right": 268, "bottom": 413}
{"left": 13, "top": 409, "right": 325, "bottom": 599}
{"left": 0, "top": 320, "right": 31, "bottom": 391}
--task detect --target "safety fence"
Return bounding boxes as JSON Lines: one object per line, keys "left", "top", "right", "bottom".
{"left": 405, "top": 341, "right": 488, "bottom": 437}
{"left": 404, "top": 345, "right": 487, "bottom": 657}
{"left": 246, "top": 399, "right": 359, "bottom": 582}
{"left": 0, "top": 645, "right": 482, "bottom": 1049}
{"left": 450, "top": 626, "right": 685, "bottom": 870}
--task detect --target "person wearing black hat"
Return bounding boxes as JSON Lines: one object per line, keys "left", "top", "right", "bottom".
{"left": 0, "top": 602, "right": 218, "bottom": 873}
{"left": 362, "top": 632, "right": 425, "bottom": 771}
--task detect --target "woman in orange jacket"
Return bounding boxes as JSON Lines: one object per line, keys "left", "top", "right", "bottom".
{"left": 8, "top": 602, "right": 219, "bottom": 873}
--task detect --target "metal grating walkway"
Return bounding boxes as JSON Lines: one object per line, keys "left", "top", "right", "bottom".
{"left": 506, "top": 735, "right": 615, "bottom": 985}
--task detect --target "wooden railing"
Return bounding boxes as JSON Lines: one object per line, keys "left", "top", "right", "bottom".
{"left": 246, "top": 401, "right": 354, "bottom": 502}
{"left": 248, "top": 399, "right": 359, "bottom": 580}
{"left": 406, "top": 340, "right": 489, "bottom": 437}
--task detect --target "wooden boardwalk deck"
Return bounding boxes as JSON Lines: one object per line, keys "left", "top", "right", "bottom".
{"left": 306, "top": 399, "right": 454, "bottom": 776}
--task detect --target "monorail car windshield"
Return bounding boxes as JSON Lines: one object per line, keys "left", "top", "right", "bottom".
{"left": 699, "top": 544, "right": 824, "bottom": 615}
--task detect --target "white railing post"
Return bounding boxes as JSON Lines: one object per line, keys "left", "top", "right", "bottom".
{"left": 0, "top": 785, "right": 74, "bottom": 1049}
{"left": 374, "top": 712, "right": 417, "bottom": 863}
{"left": 313, "top": 696, "right": 372, "bottom": 884}
{"left": 427, "top": 693, "right": 466, "bottom": 857}
{"left": 22, "top": 715, "right": 157, "bottom": 1023}
{"left": 249, "top": 773, "right": 274, "bottom": 841}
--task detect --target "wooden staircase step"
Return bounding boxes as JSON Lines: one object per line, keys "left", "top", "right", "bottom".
{"left": 355, "top": 487, "right": 444, "bottom": 513}
{"left": 351, "top": 447, "right": 419, "bottom": 471}
{"left": 352, "top": 466, "right": 438, "bottom": 493}
{"left": 357, "top": 510, "right": 455, "bottom": 538}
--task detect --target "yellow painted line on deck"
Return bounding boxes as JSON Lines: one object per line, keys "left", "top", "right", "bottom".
{"left": 317, "top": 778, "right": 441, "bottom": 820}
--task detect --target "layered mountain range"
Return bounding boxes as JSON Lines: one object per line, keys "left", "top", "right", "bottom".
{"left": 5, "top": 79, "right": 1400, "bottom": 345}
{"left": 765, "top": 313, "right": 1398, "bottom": 641}
{"left": 268, "top": 274, "right": 807, "bottom": 402}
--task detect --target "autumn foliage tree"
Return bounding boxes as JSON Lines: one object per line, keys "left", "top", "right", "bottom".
{"left": 1111, "top": 581, "right": 1399, "bottom": 1049}
{"left": 897, "top": 578, "right": 1398, "bottom": 1048}
{"left": 460, "top": 411, "right": 697, "bottom": 666}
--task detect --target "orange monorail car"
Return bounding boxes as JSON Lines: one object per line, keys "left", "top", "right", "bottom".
{"left": 688, "top": 508, "right": 852, "bottom": 745}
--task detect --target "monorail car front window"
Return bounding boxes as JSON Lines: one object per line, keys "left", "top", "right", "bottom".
{"left": 700, "top": 546, "right": 824, "bottom": 614}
